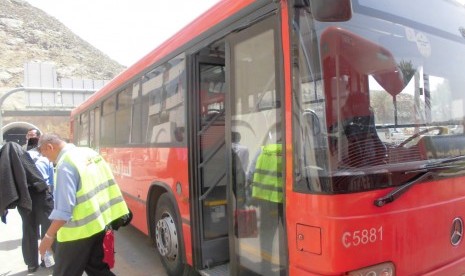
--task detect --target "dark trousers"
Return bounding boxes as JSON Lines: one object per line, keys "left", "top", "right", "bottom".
{"left": 17, "top": 190, "right": 54, "bottom": 267}
{"left": 53, "top": 230, "right": 115, "bottom": 276}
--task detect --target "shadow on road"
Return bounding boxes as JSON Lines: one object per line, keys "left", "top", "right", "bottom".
{"left": 113, "top": 224, "right": 167, "bottom": 276}
{"left": 0, "top": 238, "right": 21, "bottom": 251}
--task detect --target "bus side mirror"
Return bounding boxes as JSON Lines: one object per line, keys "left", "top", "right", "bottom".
{"left": 310, "top": 0, "right": 352, "bottom": 22}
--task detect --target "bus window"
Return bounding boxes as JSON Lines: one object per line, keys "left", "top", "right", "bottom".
{"left": 293, "top": 0, "right": 465, "bottom": 194}
{"left": 130, "top": 81, "right": 143, "bottom": 144}
{"left": 200, "top": 64, "right": 225, "bottom": 121}
{"left": 143, "top": 54, "right": 186, "bottom": 145}
{"left": 78, "top": 112, "right": 89, "bottom": 146}
{"left": 164, "top": 55, "right": 186, "bottom": 144}
{"left": 92, "top": 107, "right": 100, "bottom": 149}
{"left": 89, "top": 109, "right": 94, "bottom": 147}
{"left": 115, "top": 87, "right": 132, "bottom": 145}
{"left": 101, "top": 95, "right": 116, "bottom": 146}
{"left": 143, "top": 66, "right": 164, "bottom": 144}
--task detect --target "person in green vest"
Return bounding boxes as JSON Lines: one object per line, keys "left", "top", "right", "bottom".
{"left": 37, "top": 133, "right": 129, "bottom": 276}
{"left": 247, "top": 140, "right": 285, "bottom": 275}
{"left": 250, "top": 144, "right": 283, "bottom": 203}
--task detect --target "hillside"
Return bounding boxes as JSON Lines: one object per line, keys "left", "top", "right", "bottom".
{"left": 0, "top": 0, "right": 126, "bottom": 138}
{"left": 0, "top": 0, "right": 125, "bottom": 88}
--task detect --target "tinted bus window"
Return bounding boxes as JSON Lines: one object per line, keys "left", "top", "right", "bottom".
{"left": 131, "top": 81, "right": 142, "bottom": 144}
{"left": 116, "top": 87, "right": 132, "bottom": 145}
{"left": 78, "top": 112, "right": 89, "bottom": 146}
{"left": 89, "top": 109, "right": 95, "bottom": 147}
{"left": 142, "top": 54, "right": 186, "bottom": 145}
{"left": 101, "top": 95, "right": 116, "bottom": 146}
{"left": 165, "top": 55, "right": 186, "bottom": 144}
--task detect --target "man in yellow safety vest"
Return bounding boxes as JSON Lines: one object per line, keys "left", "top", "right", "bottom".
{"left": 37, "top": 133, "right": 129, "bottom": 276}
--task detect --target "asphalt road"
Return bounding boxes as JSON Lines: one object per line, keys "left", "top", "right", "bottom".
{"left": 0, "top": 208, "right": 167, "bottom": 276}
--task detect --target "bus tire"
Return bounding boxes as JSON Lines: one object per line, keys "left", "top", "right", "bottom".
{"left": 154, "top": 193, "right": 185, "bottom": 276}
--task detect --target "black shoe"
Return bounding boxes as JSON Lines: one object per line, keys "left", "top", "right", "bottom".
{"left": 27, "top": 265, "right": 39, "bottom": 273}
{"left": 40, "top": 260, "right": 45, "bottom": 267}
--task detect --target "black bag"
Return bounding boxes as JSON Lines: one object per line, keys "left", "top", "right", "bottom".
{"left": 110, "top": 209, "right": 133, "bottom": 230}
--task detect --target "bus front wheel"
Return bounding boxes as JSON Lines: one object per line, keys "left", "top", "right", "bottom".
{"left": 154, "top": 193, "right": 185, "bottom": 276}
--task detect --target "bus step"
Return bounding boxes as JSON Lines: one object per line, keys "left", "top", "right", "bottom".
{"left": 199, "top": 263, "right": 229, "bottom": 276}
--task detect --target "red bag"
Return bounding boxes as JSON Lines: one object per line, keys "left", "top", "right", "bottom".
{"left": 234, "top": 208, "right": 258, "bottom": 238}
{"left": 102, "top": 229, "right": 115, "bottom": 268}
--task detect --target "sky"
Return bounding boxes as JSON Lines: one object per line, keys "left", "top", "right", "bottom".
{"left": 25, "top": 0, "right": 221, "bottom": 67}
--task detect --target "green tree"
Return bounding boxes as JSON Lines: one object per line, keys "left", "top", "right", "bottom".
{"left": 370, "top": 90, "right": 394, "bottom": 124}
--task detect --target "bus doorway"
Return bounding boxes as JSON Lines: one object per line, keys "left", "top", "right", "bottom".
{"left": 190, "top": 14, "right": 285, "bottom": 275}
{"left": 190, "top": 54, "right": 228, "bottom": 270}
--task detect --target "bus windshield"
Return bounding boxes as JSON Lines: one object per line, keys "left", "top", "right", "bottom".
{"left": 292, "top": 0, "right": 465, "bottom": 194}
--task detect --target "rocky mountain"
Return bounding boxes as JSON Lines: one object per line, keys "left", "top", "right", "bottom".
{"left": 0, "top": 0, "right": 125, "bottom": 88}
{"left": 0, "top": 0, "right": 127, "bottom": 140}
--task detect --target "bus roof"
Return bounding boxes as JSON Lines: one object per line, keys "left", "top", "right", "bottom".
{"left": 71, "top": 0, "right": 255, "bottom": 117}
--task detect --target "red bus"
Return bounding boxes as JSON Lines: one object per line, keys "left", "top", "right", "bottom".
{"left": 70, "top": 0, "right": 465, "bottom": 275}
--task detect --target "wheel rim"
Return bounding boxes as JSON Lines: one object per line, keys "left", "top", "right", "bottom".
{"left": 155, "top": 212, "right": 179, "bottom": 261}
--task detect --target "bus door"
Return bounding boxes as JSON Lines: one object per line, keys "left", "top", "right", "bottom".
{"left": 226, "top": 15, "right": 286, "bottom": 275}
{"left": 191, "top": 55, "right": 228, "bottom": 269}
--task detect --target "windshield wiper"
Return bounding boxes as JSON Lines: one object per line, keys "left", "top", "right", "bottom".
{"left": 374, "top": 155, "right": 465, "bottom": 207}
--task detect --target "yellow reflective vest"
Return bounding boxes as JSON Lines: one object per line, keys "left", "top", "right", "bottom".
{"left": 251, "top": 144, "right": 283, "bottom": 203}
{"left": 56, "top": 147, "right": 129, "bottom": 242}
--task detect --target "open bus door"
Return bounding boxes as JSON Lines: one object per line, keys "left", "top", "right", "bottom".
{"left": 226, "top": 15, "right": 286, "bottom": 276}
{"left": 189, "top": 13, "right": 285, "bottom": 275}
{"left": 190, "top": 54, "right": 229, "bottom": 270}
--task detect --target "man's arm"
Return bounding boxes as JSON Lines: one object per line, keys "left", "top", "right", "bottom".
{"left": 49, "top": 163, "right": 80, "bottom": 221}
{"left": 38, "top": 220, "right": 66, "bottom": 257}
{"left": 34, "top": 158, "right": 51, "bottom": 185}
{"left": 38, "top": 162, "right": 80, "bottom": 257}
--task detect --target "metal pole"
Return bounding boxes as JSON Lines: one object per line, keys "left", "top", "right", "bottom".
{"left": 0, "top": 87, "right": 96, "bottom": 143}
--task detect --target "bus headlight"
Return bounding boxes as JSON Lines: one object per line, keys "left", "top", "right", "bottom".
{"left": 347, "top": 262, "right": 395, "bottom": 276}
